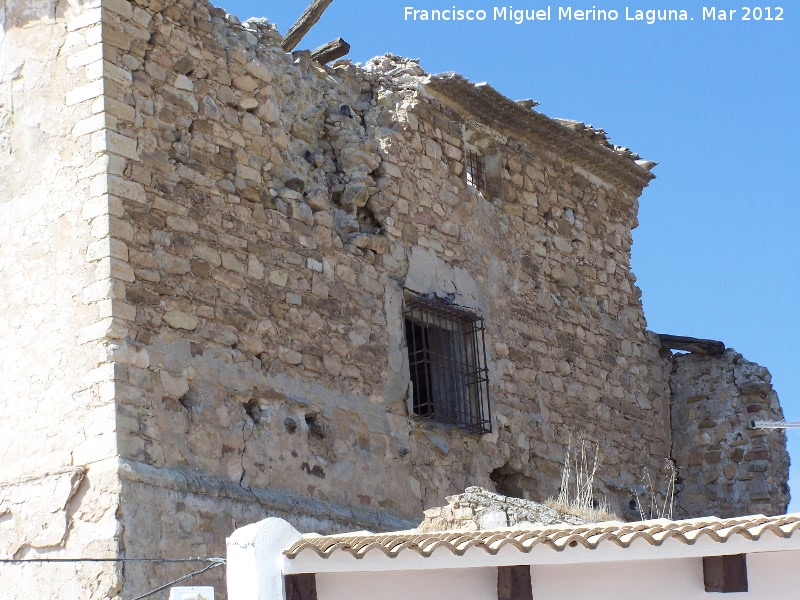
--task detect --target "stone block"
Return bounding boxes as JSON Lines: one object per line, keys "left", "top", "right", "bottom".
{"left": 66, "top": 79, "right": 104, "bottom": 106}
{"left": 163, "top": 310, "right": 199, "bottom": 330}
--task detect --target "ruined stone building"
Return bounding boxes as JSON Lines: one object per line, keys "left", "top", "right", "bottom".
{"left": 0, "top": 0, "right": 790, "bottom": 598}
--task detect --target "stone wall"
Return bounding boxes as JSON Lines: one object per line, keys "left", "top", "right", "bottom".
{"left": 95, "top": 4, "right": 673, "bottom": 593}
{"left": 1, "top": 0, "right": 788, "bottom": 597}
{"left": 0, "top": 0, "right": 123, "bottom": 597}
{"left": 670, "top": 349, "right": 790, "bottom": 518}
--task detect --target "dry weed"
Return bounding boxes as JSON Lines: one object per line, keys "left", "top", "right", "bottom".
{"left": 548, "top": 432, "right": 618, "bottom": 522}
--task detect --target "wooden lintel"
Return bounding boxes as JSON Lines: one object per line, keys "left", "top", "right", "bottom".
{"left": 658, "top": 334, "right": 725, "bottom": 356}
{"left": 703, "top": 554, "right": 748, "bottom": 593}
{"left": 282, "top": 0, "right": 335, "bottom": 52}
{"left": 498, "top": 565, "right": 533, "bottom": 600}
{"left": 285, "top": 573, "right": 318, "bottom": 600}
{"left": 311, "top": 37, "right": 350, "bottom": 64}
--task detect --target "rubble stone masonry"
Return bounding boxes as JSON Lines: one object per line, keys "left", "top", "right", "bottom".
{"left": 99, "top": 0, "right": 674, "bottom": 590}
{"left": 0, "top": 0, "right": 789, "bottom": 597}
{"left": 670, "top": 350, "right": 789, "bottom": 518}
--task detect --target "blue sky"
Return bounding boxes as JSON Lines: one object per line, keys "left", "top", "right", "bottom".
{"left": 215, "top": 0, "right": 800, "bottom": 510}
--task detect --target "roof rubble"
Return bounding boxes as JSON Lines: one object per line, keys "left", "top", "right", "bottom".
{"left": 553, "top": 118, "right": 656, "bottom": 170}
{"left": 420, "top": 487, "right": 596, "bottom": 532}
{"left": 359, "top": 54, "right": 655, "bottom": 174}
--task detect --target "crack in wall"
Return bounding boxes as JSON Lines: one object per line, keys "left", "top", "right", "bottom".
{"left": 0, "top": 467, "right": 85, "bottom": 558}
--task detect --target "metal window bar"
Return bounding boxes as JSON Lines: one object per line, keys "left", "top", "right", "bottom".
{"left": 403, "top": 295, "right": 491, "bottom": 433}
{"left": 405, "top": 319, "right": 432, "bottom": 416}
{"left": 466, "top": 150, "right": 486, "bottom": 191}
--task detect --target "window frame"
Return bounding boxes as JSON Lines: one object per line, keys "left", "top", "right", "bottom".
{"left": 403, "top": 294, "right": 492, "bottom": 434}
{"left": 463, "top": 122, "right": 506, "bottom": 198}
{"left": 465, "top": 145, "right": 487, "bottom": 192}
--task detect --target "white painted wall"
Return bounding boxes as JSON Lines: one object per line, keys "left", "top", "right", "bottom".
{"left": 312, "top": 551, "right": 800, "bottom": 600}
{"left": 534, "top": 558, "right": 705, "bottom": 599}
{"left": 228, "top": 517, "right": 800, "bottom": 600}
{"left": 746, "top": 550, "right": 800, "bottom": 597}
{"left": 533, "top": 551, "right": 800, "bottom": 599}
{"left": 226, "top": 518, "right": 302, "bottom": 600}
{"left": 317, "top": 568, "right": 498, "bottom": 600}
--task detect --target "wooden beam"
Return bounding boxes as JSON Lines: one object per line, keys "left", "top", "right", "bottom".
{"left": 703, "top": 554, "right": 748, "bottom": 593}
{"left": 311, "top": 37, "right": 351, "bottom": 64}
{"left": 498, "top": 565, "right": 533, "bottom": 600}
{"left": 285, "top": 573, "right": 318, "bottom": 600}
{"left": 282, "top": 0, "right": 335, "bottom": 52}
{"left": 658, "top": 334, "right": 725, "bottom": 355}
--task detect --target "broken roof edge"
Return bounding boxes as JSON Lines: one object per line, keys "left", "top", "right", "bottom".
{"left": 423, "top": 72, "right": 656, "bottom": 193}
{"left": 283, "top": 512, "right": 800, "bottom": 570}
{"left": 193, "top": 6, "right": 656, "bottom": 191}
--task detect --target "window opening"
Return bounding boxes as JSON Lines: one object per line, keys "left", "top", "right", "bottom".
{"left": 403, "top": 294, "right": 491, "bottom": 433}
{"left": 465, "top": 148, "right": 486, "bottom": 191}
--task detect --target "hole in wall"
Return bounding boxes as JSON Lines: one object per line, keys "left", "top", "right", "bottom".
{"left": 490, "top": 464, "right": 535, "bottom": 500}
{"left": 285, "top": 177, "right": 305, "bottom": 193}
{"left": 305, "top": 413, "right": 325, "bottom": 438}
{"left": 243, "top": 398, "right": 264, "bottom": 422}
{"left": 356, "top": 205, "right": 380, "bottom": 234}
{"left": 178, "top": 390, "right": 201, "bottom": 411}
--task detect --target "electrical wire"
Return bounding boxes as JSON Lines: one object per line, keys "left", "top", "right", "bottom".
{"left": 130, "top": 560, "right": 225, "bottom": 600}
{"left": 0, "top": 557, "right": 224, "bottom": 564}
{"left": 0, "top": 556, "right": 226, "bottom": 599}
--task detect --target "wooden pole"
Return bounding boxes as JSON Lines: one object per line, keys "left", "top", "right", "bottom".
{"left": 657, "top": 334, "right": 725, "bottom": 355}
{"left": 282, "top": 0, "right": 335, "bottom": 52}
{"left": 311, "top": 38, "right": 350, "bottom": 64}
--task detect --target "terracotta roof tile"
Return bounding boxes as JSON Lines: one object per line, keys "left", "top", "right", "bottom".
{"left": 284, "top": 513, "right": 800, "bottom": 560}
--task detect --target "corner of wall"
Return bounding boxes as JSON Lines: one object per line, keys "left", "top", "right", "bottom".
{"left": 0, "top": 0, "right": 131, "bottom": 595}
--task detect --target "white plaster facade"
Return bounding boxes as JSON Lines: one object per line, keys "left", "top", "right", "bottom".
{"left": 311, "top": 554, "right": 800, "bottom": 600}
{"left": 226, "top": 514, "right": 800, "bottom": 600}
{"left": 317, "top": 568, "right": 497, "bottom": 600}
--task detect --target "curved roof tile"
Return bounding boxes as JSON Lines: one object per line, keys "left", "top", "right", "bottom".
{"left": 285, "top": 513, "right": 800, "bottom": 560}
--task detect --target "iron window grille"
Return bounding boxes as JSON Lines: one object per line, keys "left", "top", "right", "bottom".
{"left": 465, "top": 149, "right": 486, "bottom": 192}
{"left": 403, "top": 294, "right": 491, "bottom": 434}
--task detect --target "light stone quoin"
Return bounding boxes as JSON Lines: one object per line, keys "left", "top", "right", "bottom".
{"left": 0, "top": 0, "right": 789, "bottom": 598}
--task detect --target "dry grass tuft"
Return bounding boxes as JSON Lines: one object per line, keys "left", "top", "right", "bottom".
{"left": 547, "top": 433, "right": 619, "bottom": 523}
{"left": 634, "top": 458, "right": 677, "bottom": 520}
{"left": 548, "top": 433, "right": 676, "bottom": 523}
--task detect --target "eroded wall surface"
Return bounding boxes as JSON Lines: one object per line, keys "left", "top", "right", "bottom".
{"left": 670, "top": 349, "right": 790, "bottom": 518}
{"left": 95, "top": 4, "right": 674, "bottom": 594}
{"left": 0, "top": 0, "right": 123, "bottom": 597}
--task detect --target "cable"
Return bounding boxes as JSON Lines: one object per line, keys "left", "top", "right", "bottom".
{"left": 130, "top": 560, "right": 225, "bottom": 600}
{"left": 1, "top": 556, "right": 226, "bottom": 599}
{"left": 0, "top": 557, "right": 225, "bottom": 564}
